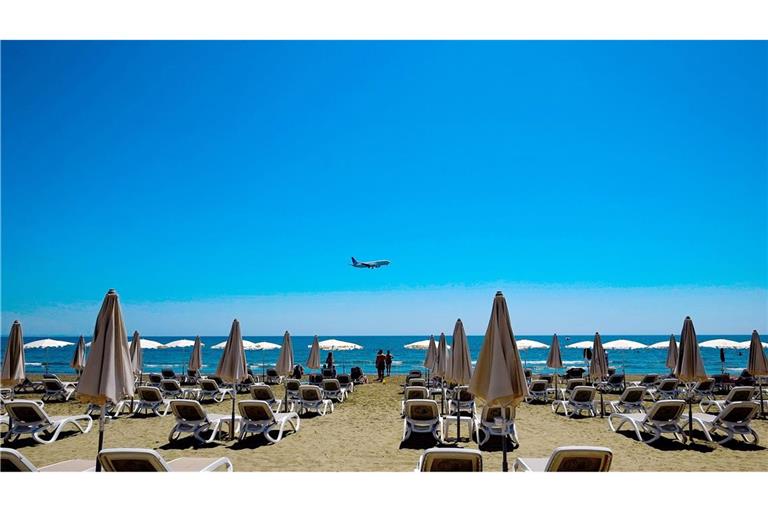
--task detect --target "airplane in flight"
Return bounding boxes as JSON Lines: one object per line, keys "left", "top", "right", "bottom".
{"left": 350, "top": 257, "right": 390, "bottom": 269}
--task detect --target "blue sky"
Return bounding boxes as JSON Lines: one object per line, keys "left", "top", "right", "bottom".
{"left": 2, "top": 41, "right": 766, "bottom": 334}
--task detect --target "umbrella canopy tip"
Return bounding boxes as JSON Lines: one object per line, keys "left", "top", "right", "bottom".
{"left": 13, "top": 319, "right": 20, "bottom": 325}
{"left": 107, "top": 288, "right": 116, "bottom": 294}
{"left": 495, "top": 291, "right": 503, "bottom": 296}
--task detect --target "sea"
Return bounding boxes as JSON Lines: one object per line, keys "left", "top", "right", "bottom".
{"left": 1, "top": 334, "right": 762, "bottom": 377}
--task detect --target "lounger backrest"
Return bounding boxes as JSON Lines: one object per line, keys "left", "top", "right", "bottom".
{"left": 409, "top": 379, "right": 425, "bottom": 387}
{"left": 726, "top": 386, "right": 756, "bottom": 403}
{"left": 266, "top": 369, "right": 279, "bottom": 377}
{"left": 570, "top": 386, "right": 595, "bottom": 402}
{"left": 456, "top": 387, "right": 474, "bottom": 401}
{"left": 529, "top": 380, "right": 547, "bottom": 392}
{"left": 640, "top": 374, "right": 659, "bottom": 385}
{"left": 137, "top": 386, "right": 163, "bottom": 402}
{"left": 621, "top": 386, "right": 646, "bottom": 403}
{"left": 404, "top": 386, "right": 429, "bottom": 400}
{"left": 546, "top": 446, "right": 613, "bottom": 472}
{"left": 238, "top": 400, "right": 275, "bottom": 422}
{"left": 405, "top": 399, "right": 439, "bottom": 421}
{"left": 657, "top": 378, "right": 678, "bottom": 391}
{"left": 149, "top": 374, "right": 162, "bottom": 384}
{"left": 160, "top": 379, "right": 182, "bottom": 392}
{"left": 719, "top": 402, "right": 758, "bottom": 424}
{"left": 43, "top": 378, "right": 64, "bottom": 391}
{"left": 99, "top": 448, "right": 171, "bottom": 472}
{"left": 337, "top": 375, "right": 351, "bottom": 384}
{"left": 482, "top": 405, "right": 515, "bottom": 423}
{"left": 161, "top": 369, "right": 175, "bottom": 379}
{"left": 608, "top": 374, "right": 623, "bottom": 384}
{"left": 566, "top": 379, "right": 585, "bottom": 391}
{"left": 199, "top": 379, "right": 219, "bottom": 392}
{"left": 5, "top": 400, "right": 49, "bottom": 424}
{"left": 647, "top": 400, "right": 686, "bottom": 422}
{"left": 408, "top": 370, "right": 423, "bottom": 378}
{"left": 0, "top": 448, "right": 37, "bottom": 472}
{"left": 419, "top": 448, "right": 483, "bottom": 472}
{"left": 249, "top": 384, "right": 275, "bottom": 401}
{"left": 285, "top": 379, "right": 301, "bottom": 392}
{"left": 694, "top": 378, "right": 715, "bottom": 392}
{"left": 170, "top": 400, "right": 207, "bottom": 422}
{"left": 323, "top": 379, "right": 341, "bottom": 391}
{"left": 299, "top": 385, "right": 323, "bottom": 401}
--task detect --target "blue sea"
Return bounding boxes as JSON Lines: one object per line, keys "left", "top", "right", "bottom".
{"left": 1, "top": 334, "right": 762, "bottom": 377}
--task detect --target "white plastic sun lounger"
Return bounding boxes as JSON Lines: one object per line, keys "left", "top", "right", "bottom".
{"left": 402, "top": 399, "right": 443, "bottom": 443}
{"left": 415, "top": 448, "right": 483, "bottom": 472}
{"left": 168, "top": 399, "right": 238, "bottom": 444}
{"left": 477, "top": 405, "right": 518, "bottom": 448}
{"left": 134, "top": 386, "right": 172, "bottom": 416}
{"left": 1, "top": 447, "right": 95, "bottom": 472}
{"left": 608, "top": 399, "right": 687, "bottom": 444}
{"left": 699, "top": 386, "right": 756, "bottom": 414}
{"left": 401, "top": 386, "right": 430, "bottom": 416}
{"left": 513, "top": 446, "right": 613, "bottom": 472}
{"left": 41, "top": 378, "right": 77, "bottom": 402}
{"left": 551, "top": 386, "right": 597, "bottom": 417}
{"left": 198, "top": 378, "right": 235, "bottom": 403}
{"left": 237, "top": 400, "right": 300, "bottom": 443}
{"left": 3, "top": 400, "right": 93, "bottom": 445}
{"left": 681, "top": 401, "right": 760, "bottom": 445}
{"left": 99, "top": 448, "right": 233, "bottom": 472}
{"left": 85, "top": 398, "right": 138, "bottom": 418}
{"left": 525, "top": 380, "right": 549, "bottom": 404}
{"left": 249, "top": 383, "right": 284, "bottom": 412}
{"left": 297, "top": 385, "right": 334, "bottom": 416}
{"left": 322, "top": 379, "right": 348, "bottom": 403}
{"left": 646, "top": 378, "right": 680, "bottom": 401}
{"left": 609, "top": 386, "right": 647, "bottom": 414}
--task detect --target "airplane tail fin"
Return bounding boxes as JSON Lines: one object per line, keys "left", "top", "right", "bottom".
{"left": 351, "top": 257, "right": 358, "bottom": 265}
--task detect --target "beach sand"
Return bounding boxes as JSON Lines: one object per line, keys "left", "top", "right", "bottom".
{"left": 4, "top": 375, "right": 767, "bottom": 471}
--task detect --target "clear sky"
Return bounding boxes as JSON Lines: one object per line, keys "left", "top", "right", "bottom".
{"left": 2, "top": 41, "right": 766, "bottom": 335}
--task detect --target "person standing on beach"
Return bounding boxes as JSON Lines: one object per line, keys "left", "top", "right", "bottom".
{"left": 375, "top": 350, "right": 386, "bottom": 381}
{"left": 385, "top": 350, "right": 393, "bottom": 376}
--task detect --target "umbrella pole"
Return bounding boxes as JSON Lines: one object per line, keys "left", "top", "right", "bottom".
{"left": 599, "top": 387, "right": 604, "bottom": 418}
{"left": 501, "top": 407, "right": 509, "bottom": 472}
{"left": 95, "top": 404, "right": 106, "bottom": 472}
{"left": 230, "top": 383, "right": 236, "bottom": 440}
{"left": 759, "top": 380, "right": 765, "bottom": 419}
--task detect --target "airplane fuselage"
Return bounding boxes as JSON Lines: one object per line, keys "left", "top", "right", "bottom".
{"left": 351, "top": 257, "right": 390, "bottom": 269}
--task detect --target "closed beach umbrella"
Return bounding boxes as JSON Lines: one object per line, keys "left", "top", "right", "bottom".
{"left": 307, "top": 335, "right": 321, "bottom": 370}
{"left": 77, "top": 289, "right": 135, "bottom": 471}
{"left": 746, "top": 330, "right": 767, "bottom": 418}
{"left": 1, "top": 320, "right": 25, "bottom": 387}
{"left": 188, "top": 335, "right": 203, "bottom": 373}
{"left": 674, "top": 316, "right": 707, "bottom": 442}
{"left": 447, "top": 319, "right": 472, "bottom": 442}
{"left": 589, "top": 332, "right": 609, "bottom": 417}
{"left": 547, "top": 334, "right": 563, "bottom": 400}
{"left": 129, "top": 331, "right": 143, "bottom": 379}
{"left": 276, "top": 331, "right": 294, "bottom": 412}
{"left": 665, "top": 334, "right": 679, "bottom": 371}
{"left": 216, "top": 319, "right": 248, "bottom": 438}
{"left": 70, "top": 335, "right": 86, "bottom": 374}
{"left": 469, "top": 291, "right": 528, "bottom": 471}
{"left": 424, "top": 335, "right": 437, "bottom": 376}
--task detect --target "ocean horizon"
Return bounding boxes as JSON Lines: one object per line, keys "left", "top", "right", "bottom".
{"left": 4, "top": 333, "right": 762, "bottom": 377}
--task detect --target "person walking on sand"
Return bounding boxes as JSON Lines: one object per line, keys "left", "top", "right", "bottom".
{"left": 385, "top": 350, "right": 393, "bottom": 376}
{"left": 375, "top": 350, "right": 386, "bottom": 381}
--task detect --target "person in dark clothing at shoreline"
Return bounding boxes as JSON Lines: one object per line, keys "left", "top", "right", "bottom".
{"left": 385, "top": 350, "right": 393, "bottom": 376}
{"left": 375, "top": 350, "right": 386, "bottom": 381}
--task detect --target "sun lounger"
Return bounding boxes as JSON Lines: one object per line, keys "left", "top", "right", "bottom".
{"left": 3, "top": 400, "right": 93, "bottom": 444}
{"left": 237, "top": 373, "right": 258, "bottom": 393}
{"left": 168, "top": 399, "right": 238, "bottom": 444}
{"left": 526, "top": 380, "right": 549, "bottom": 404}
{"left": 630, "top": 374, "right": 659, "bottom": 389}
{"left": 401, "top": 386, "right": 430, "bottom": 416}
{"left": 609, "top": 386, "right": 646, "bottom": 414}
{"left": 646, "top": 378, "right": 680, "bottom": 401}
{"left": 1, "top": 447, "right": 95, "bottom": 472}
{"left": 198, "top": 378, "right": 235, "bottom": 403}
{"left": 700, "top": 386, "right": 756, "bottom": 413}
{"left": 448, "top": 386, "right": 477, "bottom": 416}
{"left": 689, "top": 378, "right": 716, "bottom": 403}
{"left": 681, "top": 401, "right": 760, "bottom": 445}
{"left": 297, "top": 385, "right": 334, "bottom": 416}
{"left": 85, "top": 398, "right": 138, "bottom": 418}
{"left": 337, "top": 374, "right": 354, "bottom": 394}
{"left": 558, "top": 378, "right": 586, "bottom": 400}
{"left": 0, "top": 387, "right": 14, "bottom": 401}
{"left": 237, "top": 400, "right": 300, "bottom": 443}
{"left": 133, "top": 386, "right": 172, "bottom": 416}
{"left": 415, "top": 448, "right": 483, "bottom": 472}
{"left": 264, "top": 368, "right": 282, "bottom": 385}
{"left": 40, "top": 378, "right": 77, "bottom": 402}
{"left": 408, "top": 378, "right": 426, "bottom": 388}
{"left": 599, "top": 374, "right": 625, "bottom": 394}
{"left": 147, "top": 373, "right": 163, "bottom": 387}
{"left": 608, "top": 399, "right": 687, "bottom": 444}
{"left": 159, "top": 379, "right": 186, "bottom": 399}
{"left": 552, "top": 386, "right": 598, "bottom": 417}
{"left": 477, "top": 405, "right": 518, "bottom": 447}
{"left": 249, "top": 383, "right": 283, "bottom": 412}
{"left": 99, "top": 448, "right": 233, "bottom": 472}
{"left": 322, "top": 379, "right": 348, "bottom": 403}
{"left": 284, "top": 378, "right": 302, "bottom": 408}
{"left": 13, "top": 378, "right": 44, "bottom": 394}
{"left": 402, "top": 399, "right": 442, "bottom": 443}
{"left": 513, "top": 446, "right": 613, "bottom": 472}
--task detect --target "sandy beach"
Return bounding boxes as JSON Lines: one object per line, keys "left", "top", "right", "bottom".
{"left": 3, "top": 374, "right": 767, "bottom": 472}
